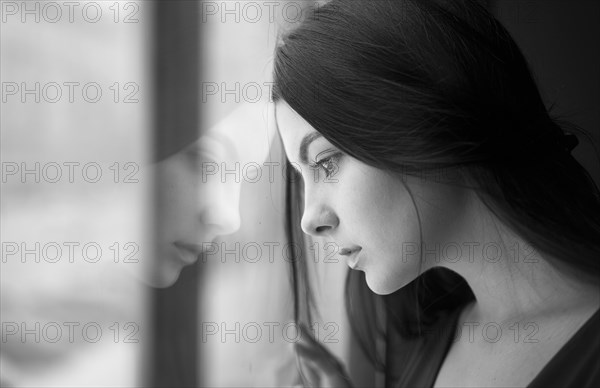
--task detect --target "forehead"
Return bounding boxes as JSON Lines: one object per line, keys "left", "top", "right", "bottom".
{"left": 275, "top": 101, "right": 315, "bottom": 157}
{"left": 199, "top": 102, "right": 275, "bottom": 165}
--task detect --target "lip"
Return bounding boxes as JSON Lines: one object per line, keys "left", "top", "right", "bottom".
{"left": 173, "top": 242, "right": 203, "bottom": 265}
{"left": 339, "top": 247, "right": 362, "bottom": 269}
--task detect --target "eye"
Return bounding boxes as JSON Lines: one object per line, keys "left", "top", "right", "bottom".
{"left": 184, "top": 147, "right": 220, "bottom": 175}
{"left": 309, "top": 151, "right": 341, "bottom": 179}
{"left": 320, "top": 157, "right": 337, "bottom": 176}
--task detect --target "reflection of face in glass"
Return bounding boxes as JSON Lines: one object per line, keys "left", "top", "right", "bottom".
{"left": 142, "top": 102, "right": 275, "bottom": 288}
{"left": 151, "top": 134, "right": 242, "bottom": 287}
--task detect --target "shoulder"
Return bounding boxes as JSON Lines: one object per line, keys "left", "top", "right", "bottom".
{"left": 528, "top": 308, "right": 600, "bottom": 388}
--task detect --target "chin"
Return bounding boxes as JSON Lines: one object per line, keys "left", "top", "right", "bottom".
{"left": 364, "top": 270, "right": 410, "bottom": 296}
{"left": 364, "top": 274, "right": 395, "bottom": 295}
{"left": 147, "top": 267, "right": 182, "bottom": 288}
{"left": 140, "top": 258, "right": 185, "bottom": 288}
{"left": 125, "top": 244, "right": 187, "bottom": 288}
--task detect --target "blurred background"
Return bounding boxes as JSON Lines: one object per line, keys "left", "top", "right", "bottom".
{"left": 1, "top": 0, "right": 150, "bottom": 386}
{"left": 1, "top": 0, "right": 598, "bottom": 387}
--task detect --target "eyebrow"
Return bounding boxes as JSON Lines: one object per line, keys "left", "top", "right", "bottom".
{"left": 299, "top": 132, "right": 323, "bottom": 164}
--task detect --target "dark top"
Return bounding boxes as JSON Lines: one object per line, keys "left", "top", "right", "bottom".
{"left": 388, "top": 307, "right": 600, "bottom": 388}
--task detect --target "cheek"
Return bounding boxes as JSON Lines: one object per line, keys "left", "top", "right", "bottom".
{"left": 351, "top": 171, "right": 424, "bottom": 294}
{"left": 364, "top": 213, "right": 422, "bottom": 295}
{"left": 418, "top": 185, "right": 466, "bottom": 245}
{"left": 202, "top": 179, "right": 240, "bottom": 206}
{"left": 363, "top": 218, "right": 423, "bottom": 295}
{"left": 358, "top": 172, "right": 420, "bottom": 248}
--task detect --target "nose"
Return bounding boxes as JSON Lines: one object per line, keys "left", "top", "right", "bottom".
{"left": 197, "top": 179, "right": 243, "bottom": 238}
{"left": 301, "top": 206, "right": 339, "bottom": 237}
{"left": 199, "top": 205, "right": 241, "bottom": 237}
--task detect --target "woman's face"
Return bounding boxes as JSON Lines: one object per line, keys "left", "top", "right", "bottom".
{"left": 144, "top": 103, "right": 275, "bottom": 287}
{"left": 276, "top": 101, "right": 467, "bottom": 295}
{"left": 151, "top": 134, "right": 243, "bottom": 287}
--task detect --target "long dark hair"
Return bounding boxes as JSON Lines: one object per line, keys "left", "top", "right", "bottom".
{"left": 273, "top": 0, "right": 600, "bottom": 371}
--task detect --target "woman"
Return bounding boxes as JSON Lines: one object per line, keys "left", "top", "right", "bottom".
{"left": 272, "top": 0, "right": 600, "bottom": 386}
{"left": 138, "top": 0, "right": 278, "bottom": 288}
{"left": 148, "top": 102, "right": 274, "bottom": 287}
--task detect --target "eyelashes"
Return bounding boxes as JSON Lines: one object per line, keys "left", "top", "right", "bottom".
{"left": 309, "top": 149, "right": 341, "bottom": 179}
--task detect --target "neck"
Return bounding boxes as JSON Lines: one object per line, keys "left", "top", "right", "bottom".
{"left": 433, "top": 193, "right": 599, "bottom": 325}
